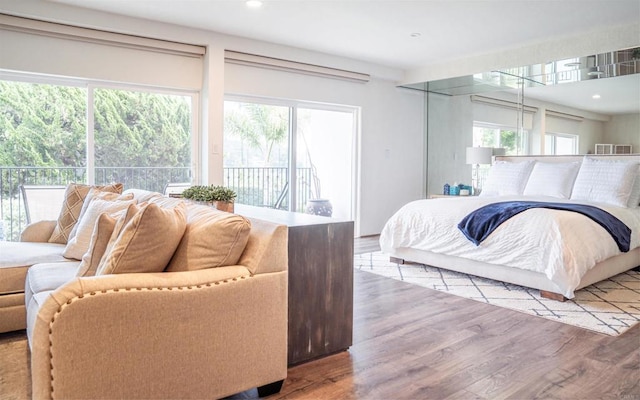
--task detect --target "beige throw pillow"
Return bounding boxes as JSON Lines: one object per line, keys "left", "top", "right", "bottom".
{"left": 68, "top": 189, "right": 133, "bottom": 241}
{"left": 49, "top": 183, "right": 123, "bottom": 244}
{"left": 63, "top": 198, "right": 135, "bottom": 260}
{"left": 165, "top": 205, "right": 252, "bottom": 272}
{"left": 98, "top": 203, "right": 145, "bottom": 261}
{"left": 76, "top": 213, "right": 119, "bottom": 277}
{"left": 96, "top": 202, "right": 187, "bottom": 275}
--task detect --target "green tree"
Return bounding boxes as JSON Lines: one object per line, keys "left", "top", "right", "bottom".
{"left": 224, "top": 103, "right": 288, "bottom": 165}
{"left": 0, "top": 81, "right": 86, "bottom": 167}
{"left": 94, "top": 89, "right": 191, "bottom": 168}
{"left": 500, "top": 130, "right": 517, "bottom": 154}
{"left": 0, "top": 82, "right": 191, "bottom": 170}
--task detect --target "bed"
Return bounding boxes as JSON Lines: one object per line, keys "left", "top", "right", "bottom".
{"left": 380, "top": 154, "right": 640, "bottom": 301}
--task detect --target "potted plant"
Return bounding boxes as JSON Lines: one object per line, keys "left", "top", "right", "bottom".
{"left": 181, "top": 185, "right": 237, "bottom": 213}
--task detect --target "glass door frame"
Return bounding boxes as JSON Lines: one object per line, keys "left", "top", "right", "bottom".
{"left": 223, "top": 94, "right": 359, "bottom": 222}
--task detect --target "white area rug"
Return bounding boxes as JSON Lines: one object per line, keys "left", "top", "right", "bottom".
{"left": 355, "top": 252, "right": 640, "bottom": 336}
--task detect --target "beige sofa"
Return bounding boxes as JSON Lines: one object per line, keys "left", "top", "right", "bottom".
{"left": 1, "top": 189, "right": 289, "bottom": 399}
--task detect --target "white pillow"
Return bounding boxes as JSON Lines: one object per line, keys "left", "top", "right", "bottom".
{"left": 625, "top": 167, "right": 640, "bottom": 208}
{"left": 570, "top": 157, "right": 639, "bottom": 207}
{"left": 63, "top": 197, "right": 135, "bottom": 260}
{"left": 480, "top": 160, "right": 535, "bottom": 197}
{"left": 523, "top": 161, "right": 581, "bottom": 199}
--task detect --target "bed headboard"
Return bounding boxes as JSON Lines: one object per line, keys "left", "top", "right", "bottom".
{"left": 495, "top": 154, "right": 640, "bottom": 164}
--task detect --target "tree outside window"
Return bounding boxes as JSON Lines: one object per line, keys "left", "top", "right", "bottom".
{"left": 473, "top": 125, "right": 528, "bottom": 155}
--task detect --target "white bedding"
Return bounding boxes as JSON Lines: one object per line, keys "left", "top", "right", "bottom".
{"left": 379, "top": 195, "right": 640, "bottom": 298}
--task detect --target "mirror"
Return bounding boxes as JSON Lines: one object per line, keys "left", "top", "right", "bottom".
{"left": 407, "top": 47, "right": 640, "bottom": 196}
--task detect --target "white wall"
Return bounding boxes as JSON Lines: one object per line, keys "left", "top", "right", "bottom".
{"left": 0, "top": 0, "right": 425, "bottom": 237}
{"left": 604, "top": 113, "right": 640, "bottom": 152}
{"left": 427, "top": 94, "right": 473, "bottom": 196}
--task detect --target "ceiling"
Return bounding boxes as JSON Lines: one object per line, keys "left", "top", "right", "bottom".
{"left": 51, "top": 0, "right": 640, "bottom": 71}
{"left": 524, "top": 73, "right": 640, "bottom": 115}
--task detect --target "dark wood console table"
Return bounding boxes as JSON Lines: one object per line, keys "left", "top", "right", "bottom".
{"left": 235, "top": 205, "right": 354, "bottom": 366}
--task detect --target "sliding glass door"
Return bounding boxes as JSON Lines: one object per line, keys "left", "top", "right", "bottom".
{"left": 224, "top": 98, "right": 356, "bottom": 220}
{"left": 296, "top": 107, "right": 354, "bottom": 220}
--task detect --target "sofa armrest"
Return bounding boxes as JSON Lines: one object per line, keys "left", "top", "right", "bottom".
{"left": 30, "top": 266, "right": 288, "bottom": 400}
{"left": 20, "top": 220, "right": 56, "bottom": 243}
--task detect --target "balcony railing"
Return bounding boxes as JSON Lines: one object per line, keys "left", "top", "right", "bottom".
{"left": 0, "top": 166, "right": 310, "bottom": 241}
{"left": 223, "top": 166, "right": 312, "bottom": 212}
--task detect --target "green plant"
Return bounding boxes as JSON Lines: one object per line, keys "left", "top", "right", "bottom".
{"left": 181, "top": 185, "right": 237, "bottom": 203}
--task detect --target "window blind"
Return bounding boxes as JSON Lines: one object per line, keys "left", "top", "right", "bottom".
{"left": 471, "top": 95, "right": 534, "bottom": 130}
{"left": 225, "top": 50, "right": 370, "bottom": 83}
{"left": 0, "top": 14, "right": 205, "bottom": 90}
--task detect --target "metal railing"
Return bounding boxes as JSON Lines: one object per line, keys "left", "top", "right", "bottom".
{"left": 0, "top": 166, "right": 311, "bottom": 241}
{"left": 223, "top": 167, "right": 312, "bottom": 212}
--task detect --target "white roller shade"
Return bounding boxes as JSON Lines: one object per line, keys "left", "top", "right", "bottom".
{"left": 0, "top": 14, "right": 205, "bottom": 90}
{"left": 225, "top": 50, "right": 370, "bottom": 83}
{"left": 546, "top": 112, "right": 583, "bottom": 134}
{"left": 472, "top": 101, "right": 534, "bottom": 130}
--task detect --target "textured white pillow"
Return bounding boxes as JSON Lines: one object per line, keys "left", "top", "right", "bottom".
{"left": 523, "top": 161, "right": 581, "bottom": 199}
{"left": 63, "top": 198, "right": 135, "bottom": 260}
{"left": 625, "top": 167, "right": 640, "bottom": 208}
{"left": 570, "top": 157, "right": 638, "bottom": 207}
{"left": 480, "top": 161, "right": 535, "bottom": 197}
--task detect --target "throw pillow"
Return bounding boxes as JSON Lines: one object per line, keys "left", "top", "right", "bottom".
{"left": 165, "top": 204, "right": 252, "bottom": 272}
{"left": 76, "top": 213, "right": 119, "bottom": 277}
{"left": 523, "top": 161, "right": 581, "bottom": 199}
{"left": 63, "top": 197, "right": 135, "bottom": 260}
{"left": 96, "top": 202, "right": 187, "bottom": 275}
{"left": 571, "top": 157, "right": 638, "bottom": 207}
{"left": 48, "top": 183, "right": 123, "bottom": 244}
{"left": 627, "top": 167, "right": 640, "bottom": 208}
{"left": 68, "top": 189, "right": 133, "bottom": 241}
{"left": 96, "top": 203, "right": 144, "bottom": 270}
{"left": 480, "top": 161, "right": 536, "bottom": 197}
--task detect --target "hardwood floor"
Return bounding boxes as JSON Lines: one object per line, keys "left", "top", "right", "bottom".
{"left": 2, "top": 235, "right": 638, "bottom": 399}
{"left": 354, "top": 235, "right": 382, "bottom": 255}
{"left": 273, "top": 235, "right": 639, "bottom": 399}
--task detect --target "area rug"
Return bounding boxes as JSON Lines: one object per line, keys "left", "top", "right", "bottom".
{"left": 354, "top": 251, "right": 640, "bottom": 336}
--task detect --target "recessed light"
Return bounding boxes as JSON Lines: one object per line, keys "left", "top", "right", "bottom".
{"left": 592, "top": 94, "right": 601, "bottom": 99}
{"left": 410, "top": 32, "right": 421, "bottom": 38}
{"left": 246, "top": 0, "right": 263, "bottom": 8}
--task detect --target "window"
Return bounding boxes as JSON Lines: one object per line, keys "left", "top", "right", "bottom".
{"left": 0, "top": 75, "right": 197, "bottom": 240}
{"left": 223, "top": 101, "right": 290, "bottom": 209}
{"left": 93, "top": 87, "right": 194, "bottom": 190}
{"left": 223, "top": 98, "right": 356, "bottom": 220}
{"left": 473, "top": 124, "right": 529, "bottom": 155}
{"left": 545, "top": 133, "right": 578, "bottom": 155}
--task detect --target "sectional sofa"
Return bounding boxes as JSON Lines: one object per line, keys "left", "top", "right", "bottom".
{"left": 0, "top": 185, "right": 289, "bottom": 399}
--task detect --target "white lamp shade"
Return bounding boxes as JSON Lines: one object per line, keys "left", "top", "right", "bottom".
{"left": 466, "top": 147, "right": 493, "bottom": 165}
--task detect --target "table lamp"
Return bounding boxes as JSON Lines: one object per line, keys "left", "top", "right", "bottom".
{"left": 466, "top": 147, "right": 493, "bottom": 194}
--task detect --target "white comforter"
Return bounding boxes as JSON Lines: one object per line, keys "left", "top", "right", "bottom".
{"left": 379, "top": 195, "right": 640, "bottom": 297}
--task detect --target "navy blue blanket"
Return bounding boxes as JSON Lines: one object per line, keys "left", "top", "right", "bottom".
{"left": 457, "top": 201, "right": 631, "bottom": 252}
